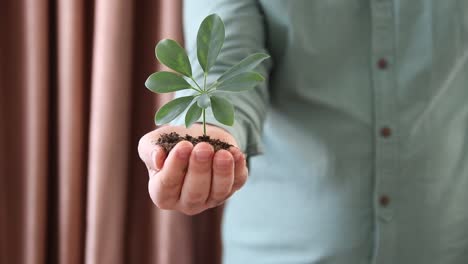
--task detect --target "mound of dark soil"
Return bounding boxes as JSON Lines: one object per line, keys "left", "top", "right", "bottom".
{"left": 153, "top": 132, "right": 233, "bottom": 153}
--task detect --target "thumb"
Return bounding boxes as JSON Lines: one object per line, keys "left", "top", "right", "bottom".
{"left": 138, "top": 133, "right": 167, "bottom": 172}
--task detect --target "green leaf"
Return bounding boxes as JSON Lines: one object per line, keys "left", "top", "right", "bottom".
{"left": 217, "top": 72, "right": 264, "bottom": 92}
{"left": 210, "top": 96, "right": 234, "bottom": 126}
{"left": 145, "top": 72, "right": 192, "bottom": 93}
{"left": 185, "top": 102, "right": 203, "bottom": 128}
{"left": 218, "top": 53, "right": 270, "bottom": 82}
{"left": 155, "top": 96, "right": 194, "bottom": 125}
{"left": 197, "top": 14, "right": 225, "bottom": 73}
{"left": 156, "top": 39, "right": 192, "bottom": 77}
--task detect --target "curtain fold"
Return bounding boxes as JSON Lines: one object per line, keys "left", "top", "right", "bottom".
{"left": 0, "top": 2, "right": 27, "bottom": 263}
{"left": 85, "top": 0, "right": 135, "bottom": 262}
{"left": 0, "top": 0, "right": 224, "bottom": 263}
{"left": 23, "top": 0, "right": 50, "bottom": 263}
{"left": 57, "top": 0, "right": 87, "bottom": 263}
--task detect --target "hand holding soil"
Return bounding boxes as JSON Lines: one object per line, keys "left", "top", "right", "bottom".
{"left": 138, "top": 124, "right": 248, "bottom": 215}
{"left": 139, "top": 14, "right": 265, "bottom": 215}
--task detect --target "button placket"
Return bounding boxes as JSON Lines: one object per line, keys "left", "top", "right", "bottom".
{"left": 370, "top": 0, "right": 399, "bottom": 263}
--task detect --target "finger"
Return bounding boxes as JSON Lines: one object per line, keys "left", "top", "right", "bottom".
{"left": 207, "top": 149, "right": 235, "bottom": 207}
{"left": 138, "top": 134, "right": 154, "bottom": 170}
{"left": 230, "top": 148, "right": 248, "bottom": 191}
{"left": 149, "top": 141, "right": 193, "bottom": 209}
{"left": 178, "top": 142, "right": 214, "bottom": 215}
{"left": 151, "top": 146, "right": 166, "bottom": 171}
{"left": 138, "top": 132, "right": 164, "bottom": 171}
{"left": 146, "top": 146, "right": 167, "bottom": 179}
{"left": 217, "top": 157, "right": 247, "bottom": 209}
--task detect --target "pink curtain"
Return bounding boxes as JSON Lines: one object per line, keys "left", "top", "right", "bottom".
{"left": 0, "top": 0, "right": 223, "bottom": 263}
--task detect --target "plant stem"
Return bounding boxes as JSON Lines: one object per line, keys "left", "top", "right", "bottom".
{"left": 190, "top": 76, "right": 203, "bottom": 91}
{"left": 206, "top": 81, "right": 219, "bottom": 92}
{"left": 202, "top": 72, "right": 207, "bottom": 136}
{"left": 190, "top": 86, "right": 203, "bottom": 93}
{"left": 202, "top": 108, "right": 206, "bottom": 136}
{"left": 203, "top": 73, "right": 207, "bottom": 91}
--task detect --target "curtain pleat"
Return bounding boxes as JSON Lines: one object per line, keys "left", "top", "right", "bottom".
{"left": 23, "top": 0, "right": 50, "bottom": 263}
{"left": 1, "top": 1, "right": 26, "bottom": 262}
{"left": 85, "top": 0, "right": 135, "bottom": 263}
{"left": 125, "top": 1, "right": 163, "bottom": 263}
{"left": 57, "top": 0, "right": 87, "bottom": 263}
{"left": 0, "top": 0, "right": 224, "bottom": 263}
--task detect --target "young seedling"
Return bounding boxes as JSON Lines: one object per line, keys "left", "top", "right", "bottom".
{"left": 145, "top": 14, "right": 269, "bottom": 151}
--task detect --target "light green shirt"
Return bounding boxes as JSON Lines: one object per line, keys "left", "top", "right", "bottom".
{"left": 177, "top": 1, "right": 468, "bottom": 263}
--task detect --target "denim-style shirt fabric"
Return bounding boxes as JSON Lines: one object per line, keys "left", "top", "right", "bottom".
{"left": 175, "top": 1, "right": 468, "bottom": 263}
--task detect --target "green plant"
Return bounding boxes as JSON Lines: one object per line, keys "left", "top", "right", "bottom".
{"left": 145, "top": 14, "right": 269, "bottom": 136}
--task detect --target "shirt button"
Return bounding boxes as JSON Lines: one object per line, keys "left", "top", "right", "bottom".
{"left": 380, "top": 127, "right": 392, "bottom": 138}
{"left": 377, "top": 58, "right": 388, "bottom": 69}
{"left": 379, "top": 195, "right": 390, "bottom": 207}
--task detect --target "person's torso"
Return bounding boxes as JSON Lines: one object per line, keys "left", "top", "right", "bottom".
{"left": 223, "top": 1, "right": 468, "bottom": 263}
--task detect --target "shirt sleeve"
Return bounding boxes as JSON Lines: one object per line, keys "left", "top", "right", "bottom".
{"left": 170, "top": 0, "right": 273, "bottom": 157}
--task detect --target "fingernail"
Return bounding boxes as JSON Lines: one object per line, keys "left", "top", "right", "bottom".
{"left": 177, "top": 147, "right": 192, "bottom": 159}
{"left": 195, "top": 150, "right": 212, "bottom": 161}
{"left": 216, "top": 157, "right": 232, "bottom": 167}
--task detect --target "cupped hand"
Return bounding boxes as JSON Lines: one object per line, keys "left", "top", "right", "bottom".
{"left": 138, "top": 124, "right": 248, "bottom": 215}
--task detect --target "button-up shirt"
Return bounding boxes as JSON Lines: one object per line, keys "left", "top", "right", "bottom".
{"left": 176, "top": 0, "right": 468, "bottom": 263}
